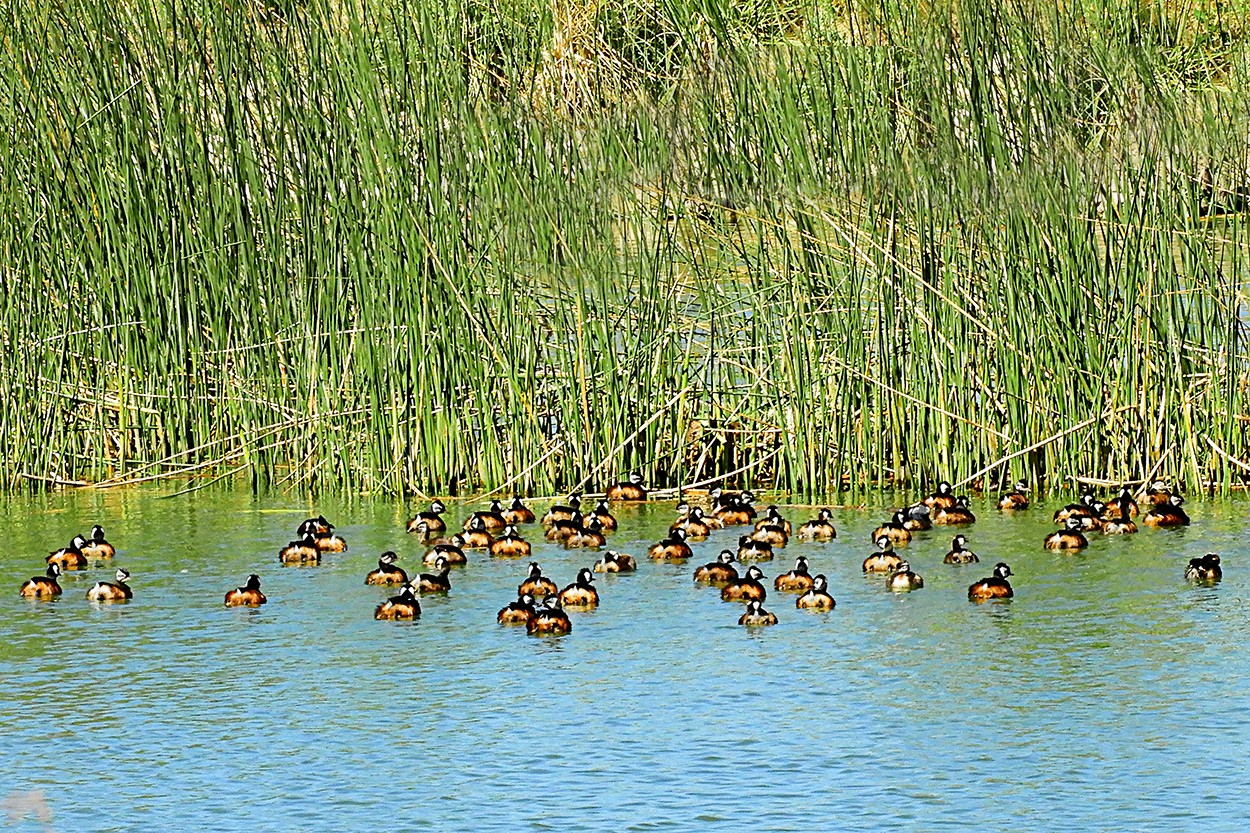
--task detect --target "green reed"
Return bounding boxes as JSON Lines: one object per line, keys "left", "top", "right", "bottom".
{"left": 1, "top": 0, "right": 1248, "bottom": 497}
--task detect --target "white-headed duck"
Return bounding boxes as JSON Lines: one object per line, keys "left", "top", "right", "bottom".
{"left": 47, "top": 535, "right": 89, "bottom": 571}
{"left": 1101, "top": 487, "right": 1138, "bottom": 519}
{"left": 671, "top": 505, "right": 712, "bottom": 539}
{"left": 738, "top": 600, "right": 778, "bottom": 626}
{"left": 943, "top": 534, "right": 979, "bottom": 564}
{"left": 87, "top": 568, "right": 132, "bottom": 602}
{"left": 997, "top": 481, "right": 1030, "bottom": 511}
{"left": 279, "top": 532, "right": 321, "bottom": 565}
{"left": 796, "top": 575, "right": 836, "bottom": 611}
{"left": 1186, "top": 553, "right": 1222, "bottom": 583}
{"left": 460, "top": 516, "right": 496, "bottom": 549}
{"left": 871, "top": 512, "right": 912, "bottom": 545}
{"left": 750, "top": 521, "right": 788, "bottom": 550}
{"left": 968, "top": 563, "right": 1013, "bottom": 601}
{"left": 497, "top": 593, "right": 536, "bottom": 625}
{"left": 407, "top": 500, "right": 447, "bottom": 534}
{"left": 545, "top": 512, "right": 584, "bottom": 544}
{"left": 721, "top": 565, "right": 767, "bottom": 603}
{"left": 489, "top": 525, "right": 532, "bottom": 558}
{"left": 225, "top": 574, "right": 267, "bottom": 607}
{"left": 518, "top": 562, "right": 559, "bottom": 598}
{"left": 375, "top": 583, "right": 420, "bottom": 620}
{"left": 298, "top": 515, "right": 333, "bottom": 537}
{"left": 19, "top": 563, "right": 62, "bottom": 599}
{"left": 590, "top": 499, "right": 618, "bottom": 532}
{"left": 886, "top": 560, "right": 924, "bottom": 591}
{"left": 527, "top": 597, "right": 572, "bottom": 635}
{"left": 1044, "top": 518, "right": 1088, "bottom": 550}
{"left": 693, "top": 550, "right": 739, "bottom": 585}
{"left": 464, "top": 499, "right": 508, "bottom": 531}
{"left": 313, "top": 530, "right": 347, "bottom": 553}
{"left": 902, "top": 503, "right": 933, "bottom": 531}
{"left": 565, "top": 516, "right": 607, "bottom": 549}
{"left": 558, "top": 568, "right": 599, "bottom": 609}
{"left": 81, "top": 525, "right": 115, "bottom": 559}
{"left": 648, "top": 529, "right": 693, "bottom": 561}
{"left": 934, "top": 496, "right": 976, "bottom": 525}
{"left": 737, "top": 535, "right": 774, "bottom": 562}
{"left": 594, "top": 550, "right": 637, "bottom": 573}
{"left": 774, "top": 556, "right": 814, "bottom": 593}
{"left": 863, "top": 536, "right": 904, "bottom": 573}
{"left": 417, "top": 557, "right": 452, "bottom": 594}
{"left": 797, "top": 509, "right": 837, "bottom": 541}
{"left": 1054, "top": 491, "right": 1097, "bottom": 524}
{"left": 921, "top": 481, "right": 956, "bottom": 511}
{"left": 1145, "top": 480, "right": 1173, "bottom": 506}
{"left": 606, "top": 472, "right": 647, "bottom": 502}
{"left": 365, "top": 552, "right": 408, "bottom": 586}
{"left": 755, "top": 506, "right": 792, "bottom": 536}
{"left": 541, "top": 494, "right": 582, "bottom": 527}
{"left": 424, "top": 534, "right": 468, "bottom": 566}
{"left": 501, "top": 497, "right": 536, "bottom": 525}
{"left": 1143, "top": 495, "right": 1189, "bottom": 528}
{"left": 714, "top": 493, "right": 757, "bottom": 526}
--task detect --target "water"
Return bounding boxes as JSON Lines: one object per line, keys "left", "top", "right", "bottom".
{"left": 2, "top": 488, "right": 1249, "bottom": 832}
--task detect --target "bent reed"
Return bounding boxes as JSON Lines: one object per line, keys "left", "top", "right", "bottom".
{"left": 3, "top": 0, "right": 1249, "bottom": 495}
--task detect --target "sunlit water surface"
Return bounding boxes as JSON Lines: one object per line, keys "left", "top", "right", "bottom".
{"left": 2, "top": 488, "right": 1249, "bottom": 832}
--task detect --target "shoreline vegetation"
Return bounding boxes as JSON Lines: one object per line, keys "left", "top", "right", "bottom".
{"left": 3, "top": 0, "right": 1250, "bottom": 496}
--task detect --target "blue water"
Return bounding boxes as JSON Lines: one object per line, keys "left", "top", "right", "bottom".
{"left": 2, "top": 488, "right": 1248, "bottom": 832}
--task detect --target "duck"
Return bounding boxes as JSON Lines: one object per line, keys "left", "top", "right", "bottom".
{"left": 545, "top": 512, "right": 584, "bottom": 544}
{"left": 497, "top": 593, "right": 536, "bottom": 625}
{"left": 590, "top": 499, "right": 618, "bottom": 532}
{"left": 407, "top": 500, "right": 447, "bottom": 534}
{"left": 365, "top": 552, "right": 408, "bottom": 586}
{"left": 375, "top": 583, "right": 421, "bottom": 620}
{"left": 501, "top": 496, "right": 536, "bottom": 525}
{"left": 886, "top": 560, "right": 924, "bottom": 591}
{"left": 921, "top": 481, "right": 957, "bottom": 511}
{"left": 997, "top": 481, "right": 1030, "bottom": 511}
{"left": 424, "top": 535, "right": 468, "bottom": 565}
{"left": 750, "top": 521, "right": 788, "bottom": 550}
{"left": 797, "top": 509, "right": 836, "bottom": 541}
{"left": 670, "top": 505, "right": 713, "bottom": 539}
{"left": 313, "top": 530, "right": 348, "bottom": 553}
{"left": 1143, "top": 495, "right": 1190, "bottom": 528}
{"left": 871, "top": 512, "right": 912, "bottom": 545}
{"left": 465, "top": 499, "right": 508, "bottom": 531}
{"left": 1073, "top": 503, "right": 1105, "bottom": 531}
{"left": 558, "top": 568, "right": 599, "bottom": 608}
{"left": 1053, "top": 491, "right": 1097, "bottom": 524}
{"left": 774, "top": 556, "right": 815, "bottom": 592}
{"left": 518, "top": 562, "right": 559, "bottom": 598}
{"left": 224, "top": 574, "right": 267, "bottom": 607}
{"left": 737, "top": 535, "right": 774, "bottom": 562}
{"left": 459, "top": 516, "right": 496, "bottom": 549}
{"left": 80, "top": 525, "right": 115, "bottom": 559}
{"left": 278, "top": 532, "right": 321, "bottom": 565}
{"left": 693, "top": 551, "right": 739, "bottom": 585}
{"left": 721, "top": 565, "right": 767, "bottom": 603}
{"left": 1145, "top": 480, "right": 1173, "bottom": 506}
{"left": 1044, "top": 518, "right": 1089, "bottom": 550}
{"left": 902, "top": 503, "right": 932, "bottom": 531}
{"left": 527, "top": 597, "right": 572, "bottom": 635}
{"left": 565, "top": 516, "right": 607, "bottom": 549}
{"left": 47, "top": 535, "right": 89, "bottom": 571}
{"left": 594, "top": 550, "right": 637, "bottom": 573}
{"left": 943, "top": 534, "right": 979, "bottom": 564}
{"left": 606, "top": 472, "right": 648, "bottom": 502}
{"left": 541, "top": 494, "right": 582, "bottom": 526}
{"left": 1101, "top": 487, "right": 1138, "bottom": 519}
{"left": 796, "top": 575, "right": 836, "bottom": 611}
{"left": 19, "top": 563, "right": 62, "bottom": 599}
{"left": 298, "top": 515, "right": 334, "bottom": 537}
{"left": 968, "top": 562, "right": 1014, "bottom": 601}
{"left": 489, "top": 525, "right": 532, "bottom": 558}
{"left": 933, "top": 496, "right": 976, "bottom": 525}
{"left": 86, "top": 568, "right": 133, "bottom": 602}
{"left": 738, "top": 600, "right": 778, "bottom": 626}
{"left": 863, "top": 536, "right": 904, "bottom": 573}
{"left": 754, "top": 506, "right": 792, "bottom": 536}
{"left": 714, "top": 493, "right": 757, "bottom": 526}
{"left": 416, "top": 557, "right": 452, "bottom": 594}
{"left": 648, "top": 528, "right": 693, "bottom": 561}
{"left": 1185, "top": 553, "right": 1222, "bottom": 583}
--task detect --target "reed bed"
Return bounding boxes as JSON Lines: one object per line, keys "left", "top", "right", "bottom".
{"left": 2, "top": 0, "right": 1249, "bottom": 496}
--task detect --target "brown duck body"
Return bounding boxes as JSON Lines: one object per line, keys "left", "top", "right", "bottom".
{"left": 1044, "top": 520, "right": 1088, "bottom": 550}
{"left": 225, "top": 575, "right": 267, "bottom": 607}
{"left": 594, "top": 551, "right": 637, "bottom": 573}
{"left": 558, "top": 569, "right": 599, "bottom": 609}
{"left": 81, "top": 526, "right": 115, "bottom": 560}
{"left": 518, "top": 563, "right": 559, "bottom": 598}
{"left": 497, "top": 594, "right": 536, "bottom": 625}
{"left": 501, "top": 497, "right": 536, "bottom": 525}
{"left": 721, "top": 566, "right": 767, "bottom": 603}
{"left": 797, "top": 509, "right": 836, "bottom": 541}
{"left": 279, "top": 534, "right": 321, "bottom": 565}
{"left": 365, "top": 553, "right": 408, "bottom": 586}
{"left": 528, "top": 600, "right": 572, "bottom": 635}
{"left": 375, "top": 585, "right": 421, "bottom": 620}
{"left": 694, "top": 552, "right": 739, "bottom": 585}
{"left": 87, "top": 569, "right": 133, "bottom": 602}
{"left": 968, "top": 563, "right": 1014, "bottom": 601}
{"left": 606, "top": 473, "right": 647, "bottom": 502}
{"left": 871, "top": 513, "right": 912, "bottom": 545}
{"left": 47, "top": 536, "right": 89, "bottom": 571}
{"left": 796, "top": 576, "right": 836, "bottom": 611}
{"left": 1185, "top": 553, "right": 1222, "bottom": 583}
{"left": 738, "top": 600, "right": 778, "bottom": 626}
{"left": 19, "top": 564, "right": 62, "bottom": 599}
{"left": 649, "top": 530, "right": 693, "bottom": 561}
{"left": 490, "top": 527, "right": 532, "bottom": 558}
{"left": 774, "top": 557, "right": 814, "bottom": 593}
{"left": 1143, "top": 496, "right": 1189, "bottom": 528}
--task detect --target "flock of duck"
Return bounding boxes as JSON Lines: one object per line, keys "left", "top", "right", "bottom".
{"left": 17, "top": 474, "right": 1223, "bottom": 633}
